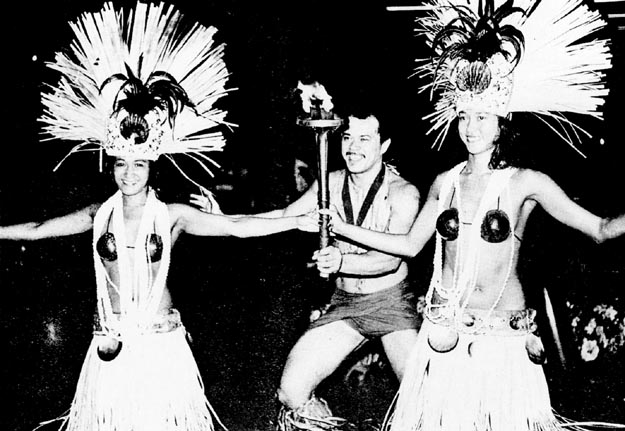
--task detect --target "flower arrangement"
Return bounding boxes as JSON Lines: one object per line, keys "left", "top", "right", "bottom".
{"left": 567, "top": 301, "right": 625, "bottom": 362}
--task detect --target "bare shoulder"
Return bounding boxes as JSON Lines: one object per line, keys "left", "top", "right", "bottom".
{"left": 79, "top": 202, "right": 102, "bottom": 221}
{"left": 167, "top": 202, "right": 193, "bottom": 223}
{"left": 511, "top": 168, "right": 553, "bottom": 192}
{"left": 428, "top": 169, "right": 451, "bottom": 199}
{"left": 388, "top": 171, "right": 420, "bottom": 202}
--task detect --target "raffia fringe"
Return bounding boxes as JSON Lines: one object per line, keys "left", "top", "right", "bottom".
{"left": 37, "top": 327, "right": 225, "bottom": 431}
{"left": 383, "top": 319, "right": 625, "bottom": 431}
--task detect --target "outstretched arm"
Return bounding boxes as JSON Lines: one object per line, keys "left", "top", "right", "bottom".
{"left": 170, "top": 203, "right": 305, "bottom": 238}
{"left": 0, "top": 204, "right": 98, "bottom": 241}
{"left": 189, "top": 181, "right": 319, "bottom": 218}
{"left": 523, "top": 170, "right": 625, "bottom": 243}
{"left": 329, "top": 175, "right": 442, "bottom": 258}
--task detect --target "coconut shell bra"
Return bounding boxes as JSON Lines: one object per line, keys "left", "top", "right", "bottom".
{"left": 96, "top": 209, "right": 163, "bottom": 262}
{"left": 435, "top": 196, "right": 511, "bottom": 243}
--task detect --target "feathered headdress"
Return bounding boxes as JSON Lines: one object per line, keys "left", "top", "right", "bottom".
{"left": 40, "top": 1, "right": 233, "bottom": 185}
{"left": 415, "top": 0, "right": 612, "bottom": 154}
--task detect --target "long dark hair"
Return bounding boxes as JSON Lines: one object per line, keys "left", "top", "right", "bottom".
{"left": 489, "top": 116, "right": 521, "bottom": 169}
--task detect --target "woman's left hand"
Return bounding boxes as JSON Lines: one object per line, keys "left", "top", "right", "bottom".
{"left": 189, "top": 187, "right": 222, "bottom": 214}
{"left": 296, "top": 210, "right": 320, "bottom": 233}
{"left": 319, "top": 207, "right": 346, "bottom": 235}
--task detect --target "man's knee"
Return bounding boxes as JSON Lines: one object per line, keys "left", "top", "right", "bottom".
{"left": 276, "top": 387, "right": 296, "bottom": 410}
{"left": 277, "top": 379, "right": 312, "bottom": 410}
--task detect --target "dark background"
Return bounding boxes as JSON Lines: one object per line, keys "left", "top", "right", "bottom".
{"left": 1, "top": 1, "right": 624, "bottom": 430}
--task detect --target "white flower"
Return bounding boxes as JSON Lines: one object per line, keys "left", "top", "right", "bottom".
{"left": 593, "top": 304, "right": 606, "bottom": 314}
{"left": 595, "top": 326, "right": 608, "bottom": 348}
{"left": 584, "top": 318, "right": 597, "bottom": 335}
{"left": 604, "top": 306, "right": 618, "bottom": 321}
{"left": 580, "top": 338, "right": 600, "bottom": 362}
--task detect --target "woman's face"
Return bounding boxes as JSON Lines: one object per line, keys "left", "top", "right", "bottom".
{"left": 457, "top": 110, "right": 500, "bottom": 156}
{"left": 113, "top": 157, "right": 151, "bottom": 197}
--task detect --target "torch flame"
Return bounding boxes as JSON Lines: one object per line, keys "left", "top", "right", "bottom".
{"left": 297, "top": 81, "right": 334, "bottom": 113}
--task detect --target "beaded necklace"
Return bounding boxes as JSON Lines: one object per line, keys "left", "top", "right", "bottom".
{"left": 93, "top": 189, "right": 172, "bottom": 337}
{"left": 426, "top": 162, "right": 516, "bottom": 334}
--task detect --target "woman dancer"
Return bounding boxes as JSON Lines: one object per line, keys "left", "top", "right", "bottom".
{"left": 315, "top": 0, "right": 624, "bottom": 429}
{"left": 1, "top": 3, "right": 304, "bottom": 430}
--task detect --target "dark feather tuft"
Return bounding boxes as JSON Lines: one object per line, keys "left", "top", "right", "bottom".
{"left": 101, "top": 68, "right": 195, "bottom": 127}
{"left": 432, "top": 0, "right": 526, "bottom": 81}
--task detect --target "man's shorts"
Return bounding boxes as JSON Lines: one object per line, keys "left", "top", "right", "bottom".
{"left": 308, "top": 280, "right": 421, "bottom": 337}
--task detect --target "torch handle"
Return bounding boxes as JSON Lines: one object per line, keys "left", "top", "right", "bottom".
{"left": 316, "top": 129, "right": 331, "bottom": 250}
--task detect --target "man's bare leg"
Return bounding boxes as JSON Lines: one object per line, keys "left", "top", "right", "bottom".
{"left": 381, "top": 328, "right": 419, "bottom": 382}
{"left": 276, "top": 320, "right": 364, "bottom": 431}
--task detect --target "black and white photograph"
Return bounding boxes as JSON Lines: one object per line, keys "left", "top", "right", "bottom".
{"left": 1, "top": 1, "right": 624, "bottom": 430}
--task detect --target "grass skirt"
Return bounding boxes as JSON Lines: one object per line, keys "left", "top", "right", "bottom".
{"left": 385, "top": 316, "right": 572, "bottom": 431}
{"left": 49, "top": 320, "right": 219, "bottom": 431}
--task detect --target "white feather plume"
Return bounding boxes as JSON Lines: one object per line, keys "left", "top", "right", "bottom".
{"left": 414, "top": 0, "right": 612, "bottom": 152}
{"left": 40, "top": 1, "right": 232, "bottom": 176}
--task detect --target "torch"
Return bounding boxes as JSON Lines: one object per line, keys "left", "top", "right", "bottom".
{"left": 296, "top": 81, "right": 343, "bottom": 251}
